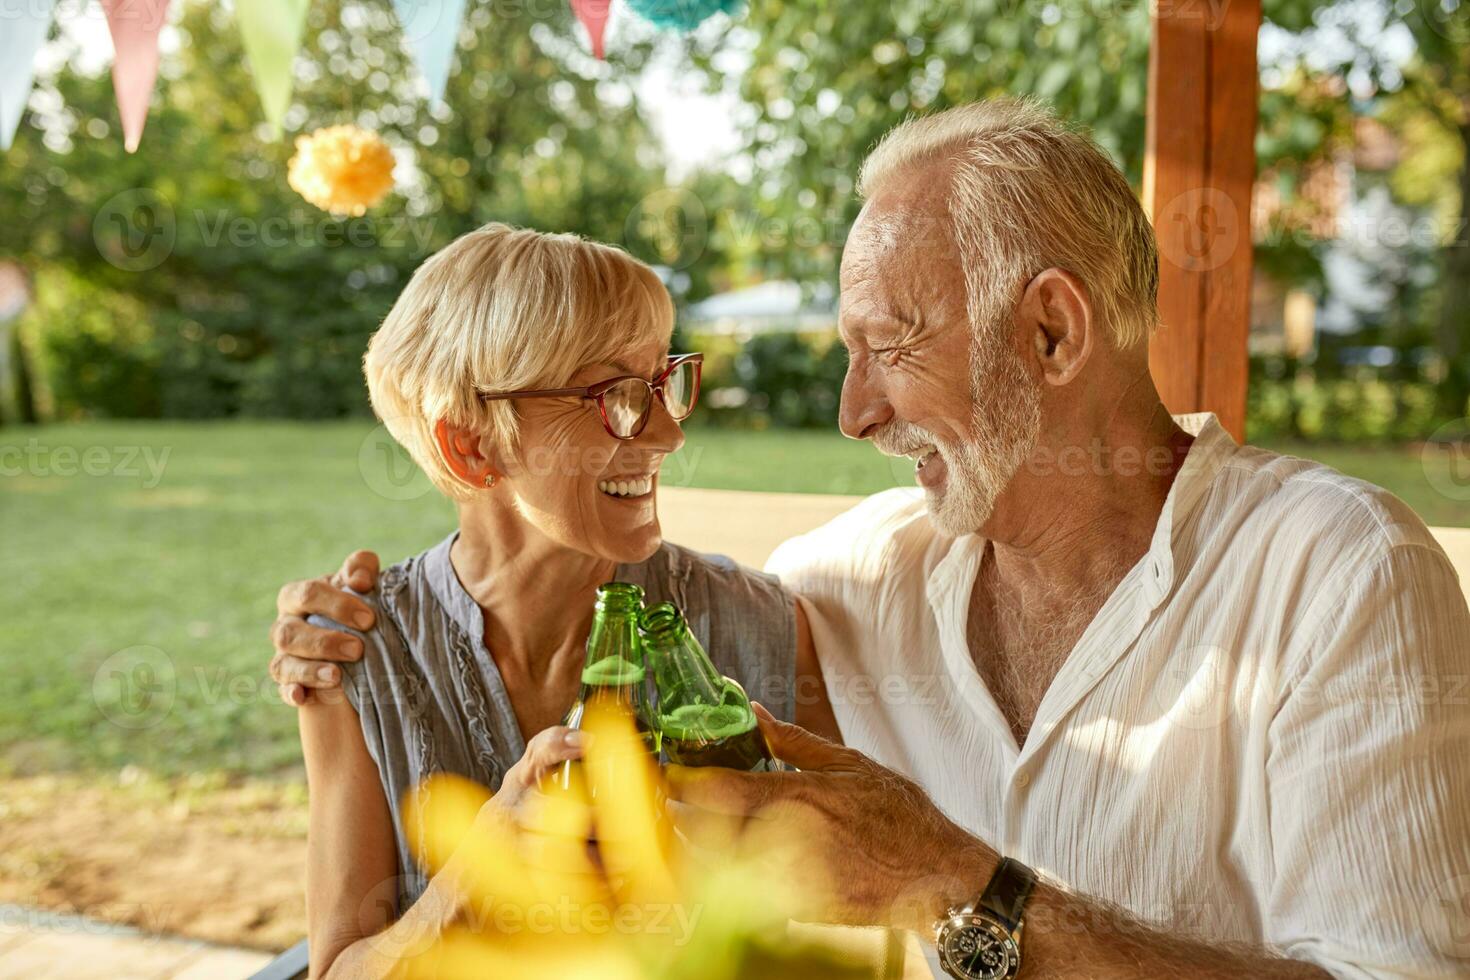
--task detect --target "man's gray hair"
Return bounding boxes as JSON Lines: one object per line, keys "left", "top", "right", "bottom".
{"left": 858, "top": 98, "right": 1160, "bottom": 349}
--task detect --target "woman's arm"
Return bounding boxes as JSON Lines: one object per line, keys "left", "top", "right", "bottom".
{"left": 792, "top": 599, "right": 842, "bottom": 743}
{"left": 299, "top": 692, "right": 460, "bottom": 979}
{"left": 299, "top": 694, "right": 588, "bottom": 978}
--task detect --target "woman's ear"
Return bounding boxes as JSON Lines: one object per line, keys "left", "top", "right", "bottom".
{"left": 1020, "top": 267, "right": 1095, "bottom": 387}
{"left": 433, "top": 419, "right": 499, "bottom": 489}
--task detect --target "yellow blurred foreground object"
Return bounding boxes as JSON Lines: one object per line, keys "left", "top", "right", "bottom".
{"left": 396, "top": 703, "right": 920, "bottom": 979}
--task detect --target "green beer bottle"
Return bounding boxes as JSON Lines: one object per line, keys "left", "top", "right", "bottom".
{"left": 552, "top": 582, "right": 658, "bottom": 792}
{"left": 639, "top": 601, "right": 779, "bottom": 772}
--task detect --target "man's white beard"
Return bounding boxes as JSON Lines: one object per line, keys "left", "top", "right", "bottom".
{"left": 931, "top": 334, "right": 1042, "bottom": 535}
{"left": 875, "top": 331, "right": 1042, "bottom": 537}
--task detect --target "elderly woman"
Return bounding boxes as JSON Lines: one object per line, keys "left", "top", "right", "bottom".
{"left": 289, "top": 223, "right": 838, "bottom": 978}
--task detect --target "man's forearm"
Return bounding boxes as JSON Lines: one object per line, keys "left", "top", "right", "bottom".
{"left": 1021, "top": 882, "right": 1329, "bottom": 978}
{"left": 930, "top": 841, "right": 1329, "bottom": 980}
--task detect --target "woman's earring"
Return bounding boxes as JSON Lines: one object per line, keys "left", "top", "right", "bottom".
{"left": 483, "top": 472, "right": 498, "bottom": 489}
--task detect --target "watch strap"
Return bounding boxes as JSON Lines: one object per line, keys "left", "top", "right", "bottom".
{"left": 976, "top": 857, "right": 1037, "bottom": 933}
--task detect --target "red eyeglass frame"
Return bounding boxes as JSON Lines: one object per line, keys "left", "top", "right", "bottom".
{"left": 475, "top": 353, "right": 704, "bottom": 441}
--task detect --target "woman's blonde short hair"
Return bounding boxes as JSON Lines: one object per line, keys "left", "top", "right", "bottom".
{"left": 858, "top": 98, "right": 1160, "bottom": 350}
{"left": 365, "top": 223, "right": 674, "bottom": 499}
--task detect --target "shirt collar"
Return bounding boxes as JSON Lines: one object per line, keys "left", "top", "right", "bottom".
{"left": 920, "top": 412, "right": 1239, "bottom": 755}
{"left": 1138, "top": 412, "right": 1238, "bottom": 607}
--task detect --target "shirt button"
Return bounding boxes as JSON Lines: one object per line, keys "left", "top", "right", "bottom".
{"left": 1014, "top": 771, "right": 1030, "bottom": 789}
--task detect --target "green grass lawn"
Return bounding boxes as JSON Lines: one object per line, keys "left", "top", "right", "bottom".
{"left": 2, "top": 420, "right": 1466, "bottom": 777}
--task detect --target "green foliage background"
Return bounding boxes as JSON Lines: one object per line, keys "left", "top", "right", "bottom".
{"left": 0, "top": 0, "right": 1466, "bottom": 428}
{"left": 2, "top": 0, "right": 670, "bottom": 419}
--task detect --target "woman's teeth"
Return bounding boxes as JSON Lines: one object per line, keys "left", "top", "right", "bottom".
{"left": 599, "top": 476, "right": 652, "bottom": 498}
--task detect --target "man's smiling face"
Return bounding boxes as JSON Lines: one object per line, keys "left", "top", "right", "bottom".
{"left": 837, "top": 161, "right": 1043, "bottom": 536}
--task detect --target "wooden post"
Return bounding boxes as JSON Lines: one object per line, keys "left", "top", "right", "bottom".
{"left": 1143, "top": 0, "right": 1260, "bottom": 441}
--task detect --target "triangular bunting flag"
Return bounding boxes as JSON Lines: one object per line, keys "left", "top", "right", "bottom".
{"left": 0, "top": 0, "right": 56, "bottom": 151}
{"left": 570, "top": 0, "right": 611, "bottom": 59}
{"left": 103, "top": 0, "right": 173, "bottom": 152}
{"left": 236, "top": 0, "right": 311, "bottom": 140}
{"left": 391, "top": 0, "right": 467, "bottom": 104}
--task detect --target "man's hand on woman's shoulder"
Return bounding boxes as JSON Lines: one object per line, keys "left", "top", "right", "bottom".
{"left": 269, "top": 550, "right": 382, "bottom": 706}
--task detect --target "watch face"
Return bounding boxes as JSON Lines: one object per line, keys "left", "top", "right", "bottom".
{"left": 938, "top": 916, "right": 1020, "bottom": 980}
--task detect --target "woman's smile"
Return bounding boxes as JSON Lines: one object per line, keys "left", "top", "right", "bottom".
{"left": 598, "top": 473, "right": 656, "bottom": 500}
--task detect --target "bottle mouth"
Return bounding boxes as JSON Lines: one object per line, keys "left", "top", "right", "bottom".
{"left": 595, "top": 581, "right": 645, "bottom": 614}
{"left": 639, "top": 601, "right": 684, "bottom": 637}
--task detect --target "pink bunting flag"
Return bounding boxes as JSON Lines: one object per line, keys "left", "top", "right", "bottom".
{"left": 103, "top": 0, "right": 172, "bottom": 152}
{"left": 570, "top": 0, "right": 611, "bottom": 59}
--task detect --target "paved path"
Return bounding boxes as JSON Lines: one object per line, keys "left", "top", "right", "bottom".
{"left": 1432, "top": 526, "right": 1470, "bottom": 581}
{"left": 0, "top": 905, "right": 273, "bottom": 980}
{"left": 658, "top": 485, "right": 864, "bottom": 568}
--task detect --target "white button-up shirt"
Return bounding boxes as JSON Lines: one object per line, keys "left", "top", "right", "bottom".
{"left": 767, "top": 413, "right": 1470, "bottom": 978}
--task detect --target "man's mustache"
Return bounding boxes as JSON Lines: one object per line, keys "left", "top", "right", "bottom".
{"left": 871, "top": 421, "right": 939, "bottom": 458}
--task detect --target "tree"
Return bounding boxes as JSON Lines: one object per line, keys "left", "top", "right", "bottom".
{"left": 1397, "top": 11, "right": 1470, "bottom": 417}
{"left": 671, "top": 0, "right": 1470, "bottom": 422}
{"left": 677, "top": 0, "right": 1366, "bottom": 286}
{"left": 0, "top": 0, "right": 672, "bottom": 418}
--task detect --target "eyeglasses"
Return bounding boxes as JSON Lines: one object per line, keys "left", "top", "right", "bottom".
{"left": 476, "top": 353, "right": 703, "bottom": 441}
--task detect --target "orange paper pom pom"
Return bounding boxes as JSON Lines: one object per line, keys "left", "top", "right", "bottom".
{"left": 287, "top": 125, "right": 396, "bottom": 217}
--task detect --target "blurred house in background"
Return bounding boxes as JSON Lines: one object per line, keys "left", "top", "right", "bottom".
{"left": 683, "top": 280, "right": 837, "bottom": 338}
{"left": 1249, "top": 113, "right": 1443, "bottom": 382}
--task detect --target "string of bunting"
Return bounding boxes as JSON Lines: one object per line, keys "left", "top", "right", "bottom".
{"left": 0, "top": 0, "right": 742, "bottom": 152}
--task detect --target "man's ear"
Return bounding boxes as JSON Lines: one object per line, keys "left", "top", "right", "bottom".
{"left": 433, "top": 419, "right": 498, "bottom": 489}
{"left": 1020, "top": 267, "right": 1094, "bottom": 386}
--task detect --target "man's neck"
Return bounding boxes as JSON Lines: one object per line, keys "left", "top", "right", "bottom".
{"left": 984, "top": 392, "right": 1192, "bottom": 600}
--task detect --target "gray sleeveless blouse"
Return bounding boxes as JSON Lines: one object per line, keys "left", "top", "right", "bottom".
{"left": 320, "top": 533, "right": 796, "bottom": 915}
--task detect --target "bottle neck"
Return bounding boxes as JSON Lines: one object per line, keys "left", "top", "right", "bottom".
{"left": 581, "top": 584, "right": 646, "bottom": 687}
{"left": 641, "top": 605, "right": 726, "bottom": 704}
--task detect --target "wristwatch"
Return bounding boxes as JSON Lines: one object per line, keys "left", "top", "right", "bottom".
{"left": 934, "top": 856, "right": 1037, "bottom": 980}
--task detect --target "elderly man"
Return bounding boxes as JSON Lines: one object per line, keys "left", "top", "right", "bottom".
{"left": 271, "top": 100, "right": 1469, "bottom": 978}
